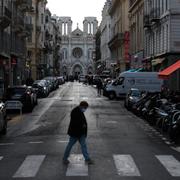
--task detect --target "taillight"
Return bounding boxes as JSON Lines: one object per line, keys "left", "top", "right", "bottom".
{"left": 26, "top": 91, "right": 31, "bottom": 95}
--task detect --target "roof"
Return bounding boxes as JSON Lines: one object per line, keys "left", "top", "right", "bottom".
{"left": 71, "top": 28, "right": 83, "bottom": 36}
{"left": 158, "top": 60, "right": 180, "bottom": 79}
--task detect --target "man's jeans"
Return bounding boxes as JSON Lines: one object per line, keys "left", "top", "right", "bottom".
{"left": 63, "top": 135, "right": 90, "bottom": 161}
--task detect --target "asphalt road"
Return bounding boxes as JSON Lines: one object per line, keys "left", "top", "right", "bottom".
{"left": 0, "top": 82, "right": 180, "bottom": 180}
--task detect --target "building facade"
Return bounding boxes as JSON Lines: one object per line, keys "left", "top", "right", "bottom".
{"left": 58, "top": 17, "right": 98, "bottom": 78}
{"left": 100, "top": 0, "right": 112, "bottom": 74}
{"left": 129, "top": 0, "right": 144, "bottom": 69}
{"left": 0, "top": 0, "right": 33, "bottom": 98}
{"left": 27, "top": 0, "right": 47, "bottom": 80}
{"left": 108, "top": 0, "right": 130, "bottom": 76}
{"left": 144, "top": 0, "right": 180, "bottom": 90}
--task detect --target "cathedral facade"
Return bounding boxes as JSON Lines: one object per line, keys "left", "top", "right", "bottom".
{"left": 58, "top": 17, "right": 98, "bottom": 78}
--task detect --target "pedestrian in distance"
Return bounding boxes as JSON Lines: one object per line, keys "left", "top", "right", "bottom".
{"left": 63, "top": 101, "right": 94, "bottom": 165}
{"left": 96, "top": 78, "right": 103, "bottom": 96}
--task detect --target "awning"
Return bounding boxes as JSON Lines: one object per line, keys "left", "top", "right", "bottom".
{"left": 152, "top": 58, "right": 164, "bottom": 66}
{"left": 158, "top": 60, "right": 180, "bottom": 79}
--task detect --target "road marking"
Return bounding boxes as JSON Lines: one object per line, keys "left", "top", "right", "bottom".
{"left": 156, "top": 155, "right": 180, "bottom": 176}
{"left": 106, "top": 121, "right": 118, "bottom": 124}
{"left": 113, "top": 155, "right": 141, "bottom": 176}
{"left": 66, "top": 154, "right": 88, "bottom": 176}
{"left": 28, "top": 141, "right": 44, "bottom": 144}
{"left": 82, "top": 97, "right": 88, "bottom": 100}
{"left": 13, "top": 155, "right": 46, "bottom": 178}
{"left": 0, "top": 143, "right": 14, "bottom": 146}
{"left": 57, "top": 140, "right": 68, "bottom": 143}
{"left": 0, "top": 156, "right": 3, "bottom": 160}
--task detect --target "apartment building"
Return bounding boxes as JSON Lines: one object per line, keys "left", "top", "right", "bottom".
{"left": 129, "top": 0, "right": 144, "bottom": 69}
{"left": 27, "top": 0, "right": 47, "bottom": 80}
{"left": 108, "top": 0, "right": 130, "bottom": 76}
{"left": 44, "top": 12, "right": 61, "bottom": 76}
{"left": 100, "top": 0, "right": 112, "bottom": 74}
{"left": 144, "top": 0, "right": 180, "bottom": 90}
{"left": 0, "top": 0, "right": 33, "bottom": 98}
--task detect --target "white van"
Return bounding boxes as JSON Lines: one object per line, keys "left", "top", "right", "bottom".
{"left": 105, "top": 72, "right": 164, "bottom": 99}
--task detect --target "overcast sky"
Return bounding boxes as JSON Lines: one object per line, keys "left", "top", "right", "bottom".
{"left": 46, "top": 0, "right": 106, "bottom": 30}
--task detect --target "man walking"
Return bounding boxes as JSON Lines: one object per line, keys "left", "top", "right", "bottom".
{"left": 63, "top": 101, "right": 93, "bottom": 165}
{"left": 96, "top": 78, "right": 103, "bottom": 96}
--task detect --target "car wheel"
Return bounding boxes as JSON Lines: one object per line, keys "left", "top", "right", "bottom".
{"left": 35, "top": 98, "right": 38, "bottom": 105}
{"left": 27, "top": 101, "right": 33, "bottom": 112}
{"left": 109, "top": 92, "right": 116, "bottom": 100}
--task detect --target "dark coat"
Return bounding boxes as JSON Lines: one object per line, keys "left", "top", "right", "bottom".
{"left": 67, "top": 106, "right": 87, "bottom": 138}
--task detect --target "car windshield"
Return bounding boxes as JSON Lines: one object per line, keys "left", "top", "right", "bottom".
{"left": 7, "top": 88, "right": 26, "bottom": 96}
{"left": 131, "top": 90, "right": 141, "bottom": 96}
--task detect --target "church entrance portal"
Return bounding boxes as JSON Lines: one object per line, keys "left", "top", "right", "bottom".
{"left": 72, "top": 65, "right": 83, "bottom": 80}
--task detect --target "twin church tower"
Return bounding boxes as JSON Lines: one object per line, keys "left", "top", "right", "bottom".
{"left": 58, "top": 17, "right": 98, "bottom": 78}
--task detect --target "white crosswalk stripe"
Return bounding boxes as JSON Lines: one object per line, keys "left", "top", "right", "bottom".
{"left": 113, "top": 155, "right": 141, "bottom": 176}
{"left": 66, "top": 154, "right": 88, "bottom": 176}
{"left": 0, "top": 154, "right": 180, "bottom": 178}
{"left": 13, "top": 155, "right": 46, "bottom": 178}
{"left": 156, "top": 155, "right": 180, "bottom": 177}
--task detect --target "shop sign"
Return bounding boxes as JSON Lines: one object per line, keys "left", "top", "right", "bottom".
{"left": 124, "top": 31, "right": 130, "bottom": 63}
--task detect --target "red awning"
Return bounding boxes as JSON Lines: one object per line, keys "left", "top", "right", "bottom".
{"left": 158, "top": 60, "right": 180, "bottom": 79}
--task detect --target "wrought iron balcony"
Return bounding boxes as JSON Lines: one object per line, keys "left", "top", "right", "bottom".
{"left": 20, "top": 0, "right": 34, "bottom": 12}
{"left": 108, "top": 33, "right": 124, "bottom": 49}
{"left": 150, "top": 8, "right": 160, "bottom": 22}
{"left": 15, "top": 0, "right": 29, "bottom": 5}
{"left": 0, "top": 6, "right": 12, "bottom": 29}
{"left": 143, "top": 15, "right": 151, "bottom": 28}
{"left": 13, "top": 14, "right": 24, "bottom": 33}
{"left": 36, "top": 25, "right": 41, "bottom": 32}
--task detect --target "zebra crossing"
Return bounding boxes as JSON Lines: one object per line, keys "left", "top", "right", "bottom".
{"left": 1, "top": 154, "right": 180, "bottom": 178}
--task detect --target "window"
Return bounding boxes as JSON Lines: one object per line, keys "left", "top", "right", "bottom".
{"left": 63, "top": 49, "right": 67, "bottom": 60}
{"left": 88, "top": 49, "right": 92, "bottom": 59}
{"left": 41, "top": 14, "right": 44, "bottom": 24}
{"left": 72, "top": 48, "right": 83, "bottom": 58}
{"left": 28, "top": 34, "right": 32, "bottom": 43}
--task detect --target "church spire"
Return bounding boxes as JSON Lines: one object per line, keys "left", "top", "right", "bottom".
{"left": 77, "top": 23, "right": 79, "bottom": 29}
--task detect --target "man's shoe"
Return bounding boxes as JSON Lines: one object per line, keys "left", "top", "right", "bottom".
{"left": 63, "top": 159, "right": 70, "bottom": 165}
{"left": 85, "top": 159, "right": 94, "bottom": 165}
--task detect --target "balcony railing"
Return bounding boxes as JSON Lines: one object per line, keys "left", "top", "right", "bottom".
{"left": 0, "top": 6, "right": 12, "bottom": 29}
{"left": 13, "top": 13, "right": 24, "bottom": 33}
{"left": 36, "top": 25, "right": 41, "bottom": 32}
{"left": 150, "top": 8, "right": 160, "bottom": 22}
{"left": 108, "top": 33, "right": 124, "bottom": 49}
{"left": 15, "top": 0, "right": 30, "bottom": 5}
{"left": 143, "top": 15, "right": 151, "bottom": 28}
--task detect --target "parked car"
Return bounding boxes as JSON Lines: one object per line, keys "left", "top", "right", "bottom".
{"left": 0, "top": 101, "right": 7, "bottom": 135}
{"left": 57, "top": 76, "right": 65, "bottom": 85}
{"left": 5, "top": 86, "right": 37, "bottom": 112}
{"left": 32, "top": 80, "right": 49, "bottom": 98}
{"left": 124, "top": 88, "right": 142, "bottom": 109}
{"left": 105, "top": 72, "right": 163, "bottom": 99}
{"left": 43, "top": 77, "right": 58, "bottom": 90}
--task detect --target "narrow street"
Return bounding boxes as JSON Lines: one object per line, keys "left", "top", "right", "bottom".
{"left": 0, "top": 82, "right": 179, "bottom": 180}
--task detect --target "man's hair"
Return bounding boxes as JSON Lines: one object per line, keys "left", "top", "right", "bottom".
{"left": 79, "top": 101, "right": 89, "bottom": 108}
